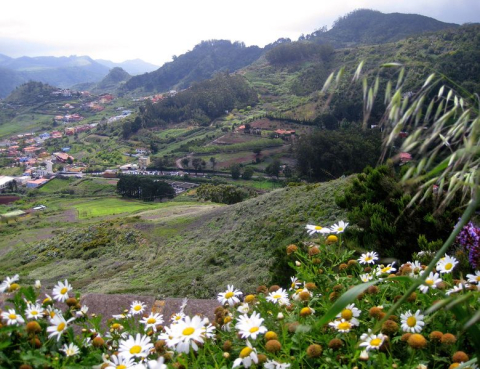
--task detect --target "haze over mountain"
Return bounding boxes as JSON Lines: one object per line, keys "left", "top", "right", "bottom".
{"left": 0, "top": 9, "right": 465, "bottom": 99}
{"left": 95, "top": 59, "right": 159, "bottom": 75}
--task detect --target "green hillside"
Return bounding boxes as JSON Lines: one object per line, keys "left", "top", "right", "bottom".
{"left": 306, "top": 9, "right": 459, "bottom": 47}
{"left": 124, "top": 40, "right": 263, "bottom": 93}
{"left": 0, "top": 177, "right": 349, "bottom": 297}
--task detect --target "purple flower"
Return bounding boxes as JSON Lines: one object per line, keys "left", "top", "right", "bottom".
{"left": 456, "top": 221, "right": 480, "bottom": 268}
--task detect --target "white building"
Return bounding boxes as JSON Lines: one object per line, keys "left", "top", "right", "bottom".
{"left": 0, "top": 176, "right": 15, "bottom": 190}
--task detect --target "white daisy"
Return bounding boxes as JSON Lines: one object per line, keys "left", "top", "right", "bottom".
{"left": 160, "top": 315, "right": 209, "bottom": 353}
{"left": 359, "top": 273, "right": 373, "bottom": 282}
{"left": 47, "top": 314, "right": 75, "bottom": 341}
{"left": 305, "top": 224, "right": 331, "bottom": 236}
{"left": 104, "top": 354, "right": 136, "bottom": 369}
{"left": 289, "top": 276, "right": 301, "bottom": 291}
{"left": 436, "top": 254, "right": 459, "bottom": 274}
{"left": 375, "top": 263, "right": 397, "bottom": 276}
{"left": 140, "top": 313, "right": 164, "bottom": 332}
{"left": 418, "top": 272, "right": 442, "bottom": 293}
{"left": 171, "top": 311, "right": 185, "bottom": 323}
{"left": 237, "top": 303, "right": 250, "bottom": 314}
{"left": 264, "top": 359, "right": 291, "bottom": 369}
{"left": 359, "top": 329, "right": 385, "bottom": 351}
{"left": 25, "top": 303, "right": 43, "bottom": 320}
{"left": 266, "top": 288, "right": 290, "bottom": 305}
{"left": 336, "top": 303, "right": 361, "bottom": 326}
{"left": 0, "top": 274, "right": 19, "bottom": 293}
{"left": 330, "top": 220, "right": 348, "bottom": 234}
{"left": 358, "top": 251, "right": 379, "bottom": 265}
{"left": 217, "top": 285, "right": 242, "bottom": 306}
{"left": 118, "top": 333, "right": 154, "bottom": 360}
{"left": 400, "top": 310, "right": 425, "bottom": 333}
{"left": 52, "top": 279, "right": 72, "bottom": 302}
{"left": 146, "top": 356, "right": 167, "bottom": 369}
{"left": 407, "top": 260, "right": 423, "bottom": 277}
{"left": 129, "top": 300, "right": 146, "bottom": 315}
{"left": 235, "top": 311, "right": 268, "bottom": 340}
{"left": 466, "top": 271, "right": 480, "bottom": 284}
{"left": 61, "top": 342, "right": 80, "bottom": 357}
{"left": 1, "top": 308, "right": 25, "bottom": 325}
{"left": 233, "top": 340, "right": 258, "bottom": 368}
{"left": 446, "top": 283, "right": 470, "bottom": 296}
{"left": 292, "top": 287, "right": 312, "bottom": 302}
{"left": 45, "top": 305, "right": 62, "bottom": 320}
{"left": 329, "top": 319, "right": 354, "bottom": 333}
{"left": 76, "top": 305, "right": 89, "bottom": 318}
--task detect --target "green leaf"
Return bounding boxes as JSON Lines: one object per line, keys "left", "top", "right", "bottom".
{"left": 314, "top": 279, "right": 380, "bottom": 329}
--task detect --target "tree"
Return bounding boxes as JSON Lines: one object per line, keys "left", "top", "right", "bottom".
{"left": 265, "top": 159, "right": 281, "bottom": 178}
{"left": 242, "top": 167, "right": 254, "bottom": 180}
{"left": 192, "top": 158, "right": 203, "bottom": 175}
{"left": 181, "top": 158, "right": 190, "bottom": 168}
{"left": 209, "top": 157, "right": 217, "bottom": 170}
{"left": 231, "top": 164, "right": 241, "bottom": 179}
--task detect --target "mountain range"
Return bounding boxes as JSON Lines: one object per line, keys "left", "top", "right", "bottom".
{"left": 0, "top": 9, "right": 463, "bottom": 99}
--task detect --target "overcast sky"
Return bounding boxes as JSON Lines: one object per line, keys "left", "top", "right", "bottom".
{"left": 1, "top": 0, "right": 479, "bottom": 67}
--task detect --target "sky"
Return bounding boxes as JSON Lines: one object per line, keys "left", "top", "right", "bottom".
{"left": 1, "top": 0, "right": 479, "bottom": 67}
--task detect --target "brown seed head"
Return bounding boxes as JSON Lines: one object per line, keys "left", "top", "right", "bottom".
{"left": 287, "top": 244, "right": 298, "bottom": 255}
{"left": 407, "top": 334, "right": 427, "bottom": 349}
{"left": 257, "top": 354, "right": 267, "bottom": 364}
{"left": 66, "top": 297, "right": 78, "bottom": 307}
{"left": 222, "top": 340, "right": 232, "bottom": 352}
{"left": 407, "top": 292, "right": 417, "bottom": 302}
{"left": 26, "top": 321, "right": 41, "bottom": 334}
{"left": 265, "top": 340, "right": 282, "bottom": 353}
{"left": 369, "top": 306, "right": 383, "bottom": 319}
{"left": 401, "top": 333, "right": 412, "bottom": 342}
{"left": 93, "top": 336, "right": 105, "bottom": 348}
{"left": 306, "top": 344, "right": 323, "bottom": 358}
{"left": 339, "top": 263, "right": 348, "bottom": 271}
{"left": 299, "top": 291, "right": 311, "bottom": 301}
{"left": 269, "top": 285, "right": 280, "bottom": 292}
{"left": 381, "top": 320, "right": 399, "bottom": 335}
{"left": 452, "top": 351, "right": 469, "bottom": 363}
{"left": 309, "top": 246, "right": 320, "bottom": 256}
{"left": 256, "top": 285, "right": 268, "bottom": 294}
{"left": 441, "top": 333, "right": 457, "bottom": 345}
{"left": 429, "top": 331, "right": 443, "bottom": 342}
{"left": 304, "top": 282, "right": 317, "bottom": 290}
{"left": 367, "top": 286, "right": 379, "bottom": 294}
{"left": 347, "top": 259, "right": 357, "bottom": 267}
{"left": 333, "top": 284, "right": 343, "bottom": 292}
{"left": 328, "top": 338, "right": 344, "bottom": 350}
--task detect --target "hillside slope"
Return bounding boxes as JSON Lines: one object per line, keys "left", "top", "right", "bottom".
{"left": 306, "top": 9, "right": 459, "bottom": 47}
{"left": 2, "top": 178, "right": 349, "bottom": 297}
{"left": 124, "top": 40, "right": 263, "bottom": 93}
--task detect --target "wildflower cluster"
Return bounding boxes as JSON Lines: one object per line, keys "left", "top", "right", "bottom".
{"left": 456, "top": 221, "right": 480, "bottom": 268}
{"left": 1, "top": 220, "right": 479, "bottom": 368}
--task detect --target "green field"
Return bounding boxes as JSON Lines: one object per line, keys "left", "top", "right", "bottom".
{"left": 72, "top": 197, "right": 201, "bottom": 219}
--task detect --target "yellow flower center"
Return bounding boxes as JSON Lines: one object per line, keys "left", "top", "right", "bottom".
{"left": 338, "top": 321, "right": 351, "bottom": 331}
{"left": 9, "top": 283, "right": 20, "bottom": 291}
{"left": 225, "top": 291, "right": 234, "bottom": 298}
{"left": 129, "top": 345, "right": 142, "bottom": 354}
{"left": 57, "top": 322, "right": 66, "bottom": 332}
{"left": 112, "top": 323, "right": 121, "bottom": 330}
{"left": 249, "top": 326, "right": 259, "bottom": 333}
{"left": 365, "top": 256, "right": 372, "bottom": 261}
{"left": 43, "top": 297, "right": 51, "bottom": 304}
{"left": 183, "top": 327, "right": 195, "bottom": 336}
{"left": 370, "top": 338, "right": 382, "bottom": 347}
{"left": 407, "top": 316, "right": 417, "bottom": 327}
{"left": 224, "top": 316, "right": 232, "bottom": 324}
{"left": 445, "top": 263, "right": 453, "bottom": 270}
{"left": 31, "top": 310, "right": 38, "bottom": 315}
{"left": 273, "top": 294, "right": 281, "bottom": 299}
{"left": 314, "top": 226, "right": 322, "bottom": 230}
{"left": 60, "top": 287, "right": 68, "bottom": 294}
{"left": 50, "top": 311, "right": 55, "bottom": 318}
{"left": 8, "top": 314, "right": 16, "bottom": 320}
{"left": 337, "top": 227, "right": 344, "bottom": 232}
{"left": 117, "top": 365, "right": 127, "bottom": 369}
{"left": 239, "top": 347, "right": 253, "bottom": 358}
{"left": 134, "top": 305, "right": 142, "bottom": 311}
{"left": 476, "top": 276, "right": 480, "bottom": 281}
{"left": 147, "top": 318, "right": 156, "bottom": 324}
{"left": 341, "top": 309, "right": 353, "bottom": 320}
{"left": 175, "top": 315, "right": 181, "bottom": 320}
{"left": 426, "top": 279, "right": 434, "bottom": 285}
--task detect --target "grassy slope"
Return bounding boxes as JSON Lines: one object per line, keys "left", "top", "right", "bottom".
{"left": 0, "top": 177, "right": 348, "bottom": 298}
